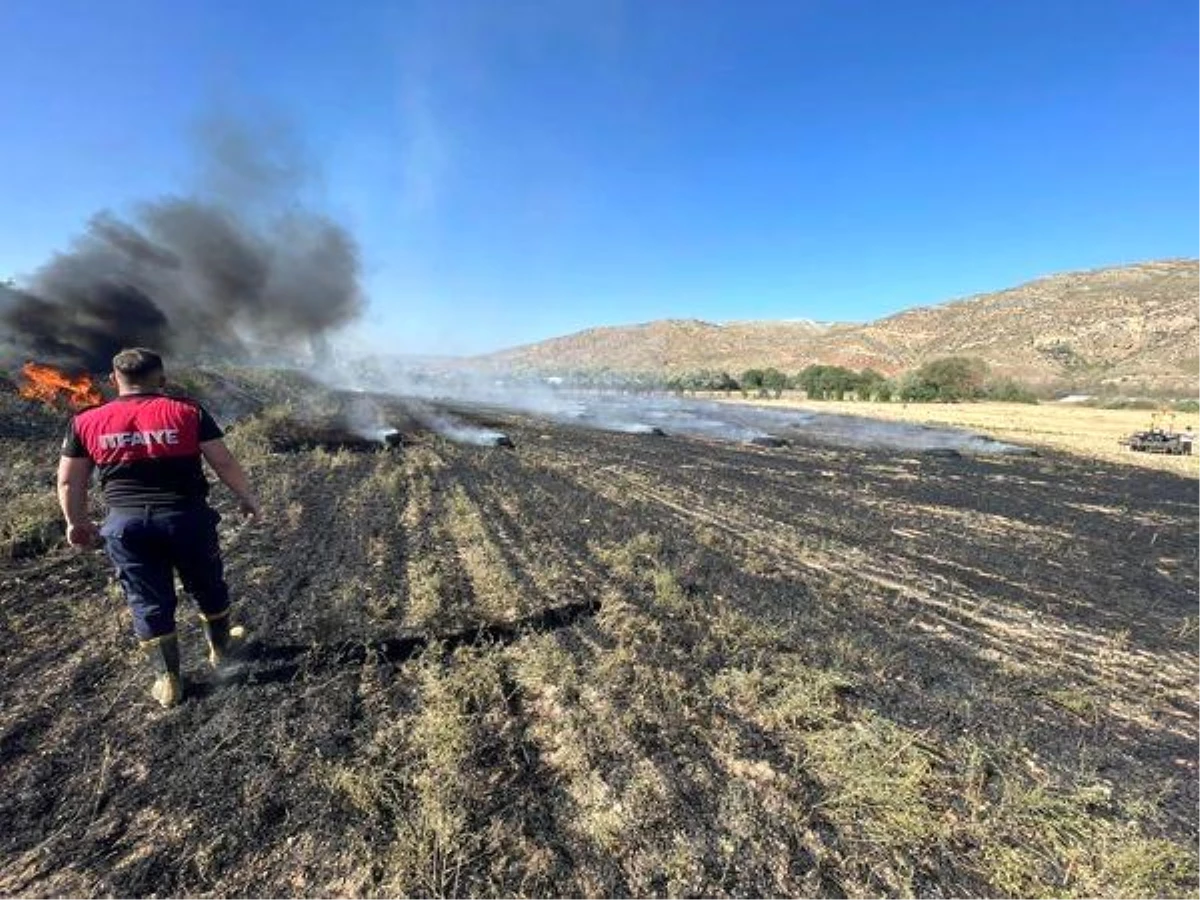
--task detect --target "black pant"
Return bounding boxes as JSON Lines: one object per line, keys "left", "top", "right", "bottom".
{"left": 101, "top": 505, "right": 230, "bottom": 640}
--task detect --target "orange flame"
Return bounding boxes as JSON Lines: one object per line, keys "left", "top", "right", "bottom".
{"left": 18, "top": 362, "right": 105, "bottom": 410}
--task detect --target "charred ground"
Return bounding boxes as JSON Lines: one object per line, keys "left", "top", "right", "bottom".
{"left": 0, "top": 373, "right": 1196, "bottom": 898}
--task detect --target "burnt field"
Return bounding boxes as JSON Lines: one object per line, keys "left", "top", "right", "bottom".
{"left": 1, "top": 379, "right": 1197, "bottom": 898}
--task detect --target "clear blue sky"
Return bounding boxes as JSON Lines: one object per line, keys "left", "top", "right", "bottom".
{"left": 1, "top": 0, "right": 1196, "bottom": 355}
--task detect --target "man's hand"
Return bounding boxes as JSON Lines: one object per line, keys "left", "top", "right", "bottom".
{"left": 66, "top": 521, "right": 100, "bottom": 548}
{"left": 237, "top": 496, "right": 262, "bottom": 521}
{"left": 201, "top": 439, "right": 261, "bottom": 523}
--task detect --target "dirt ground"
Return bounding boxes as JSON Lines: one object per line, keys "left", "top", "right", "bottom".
{"left": 1, "top": 384, "right": 1196, "bottom": 898}
{"left": 725, "top": 395, "right": 1200, "bottom": 478}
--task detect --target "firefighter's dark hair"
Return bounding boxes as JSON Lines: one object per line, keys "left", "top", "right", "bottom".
{"left": 112, "top": 347, "right": 165, "bottom": 384}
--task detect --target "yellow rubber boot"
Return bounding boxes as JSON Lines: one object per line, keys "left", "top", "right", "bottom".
{"left": 141, "top": 633, "right": 182, "bottom": 708}
{"left": 200, "top": 611, "right": 247, "bottom": 669}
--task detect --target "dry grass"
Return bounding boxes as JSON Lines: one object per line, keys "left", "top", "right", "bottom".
{"left": 0, "top": 491, "right": 63, "bottom": 559}
{"left": 729, "top": 395, "right": 1200, "bottom": 477}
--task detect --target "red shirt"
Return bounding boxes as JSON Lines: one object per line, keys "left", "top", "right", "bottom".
{"left": 62, "top": 393, "right": 224, "bottom": 509}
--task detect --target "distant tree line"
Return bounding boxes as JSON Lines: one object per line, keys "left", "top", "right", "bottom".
{"left": 658, "top": 356, "right": 1040, "bottom": 403}
{"left": 793, "top": 365, "right": 890, "bottom": 401}
{"left": 540, "top": 361, "right": 1192, "bottom": 407}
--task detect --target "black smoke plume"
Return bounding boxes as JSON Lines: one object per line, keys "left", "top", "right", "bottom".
{"left": 1, "top": 121, "right": 363, "bottom": 372}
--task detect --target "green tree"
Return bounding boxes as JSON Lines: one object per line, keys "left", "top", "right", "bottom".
{"left": 796, "top": 365, "right": 820, "bottom": 398}
{"left": 714, "top": 371, "right": 740, "bottom": 393}
{"left": 672, "top": 369, "right": 740, "bottom": 394}
{"left": 899, "top": 357, "right": 990, "bottom": 402}
{"left": 695, "top": 370, "right": 739, "bottom": 393}
{"left": 741, "top": 369, "right": 766, "bottom": 393}
{"left": 761, "top": 367, "right": 788, "bottom": 398}
{"left": 798, "top": 364, "right": 861, "bottom": 400}
{"left": 856, "top": 368, "right": 887, "bottom": 401}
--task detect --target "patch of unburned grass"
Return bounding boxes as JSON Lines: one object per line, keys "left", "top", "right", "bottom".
{"left": 321, "top": 645, "right": 536, "bottom": 897}
{"left": 1043, "top": 686, "right": 1105, "bottom": 724}
{"left": 445, "top": 485, "right": 525, "bottom": 622}
{"left": 380, "top": 650, "right": 503, "bottom": 897}
{"left": 711, "top": 662, "right": 850, "bottom": 733}
{"left": 221, "top": 404, "right": 292, "bottom": 462}
{"left": 1172, "top": 614, "right": 1199, "bottom": 644}
{"left": 806, "top": 714, "right": 942, "bottom": 853}
{"left": 0, "top": 491, "right": 62, "bottom": 559}
{"left": 971, "top": 770, "right": 1199, "bottom": 898}
{"left": 398, "top": 448, "right": 459, "bottom": 631}
{"left": 405, "top": 556, "right": 446, "bottom": 629}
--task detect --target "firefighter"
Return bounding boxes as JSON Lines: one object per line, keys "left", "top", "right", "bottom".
{"left": 57, "top": 347, "right": 262, "bottom": 708}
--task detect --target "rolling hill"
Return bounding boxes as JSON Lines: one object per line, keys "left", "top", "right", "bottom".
{"left": 480, "top": 259, "right": 1199, "bottom": 393}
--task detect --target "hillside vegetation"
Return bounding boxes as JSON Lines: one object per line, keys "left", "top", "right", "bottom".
{"left": 482, "top": 259, "right": 1198, "bottom": 395}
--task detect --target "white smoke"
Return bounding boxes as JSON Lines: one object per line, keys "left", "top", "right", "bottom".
{"left": 317, "top": 354, "right": 1032, "bottom": 455}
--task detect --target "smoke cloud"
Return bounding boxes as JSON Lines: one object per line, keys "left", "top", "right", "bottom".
{"left": 1, "top": 119, "right": 363, "bottom": 372}
{"left": 318, "top": 358, "right": 1033, "bottom": 455}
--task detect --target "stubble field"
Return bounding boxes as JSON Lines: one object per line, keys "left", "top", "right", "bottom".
{"left": 1, "top": 376, "right": 1196, "bottom": 898}
{"left": 729, "top": 395, "right": 1200, "bottom": 477}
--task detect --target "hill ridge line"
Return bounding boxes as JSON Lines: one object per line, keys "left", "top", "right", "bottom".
{"left": 476, "top": 258, "right": 1199, "bottom": 393}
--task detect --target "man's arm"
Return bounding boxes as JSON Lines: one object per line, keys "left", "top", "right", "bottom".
{"left": 57, "top": 456, "right": 98, "bottom": 547}
{"left": 200, "top": 439, "right": 261, "bottom": 518}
